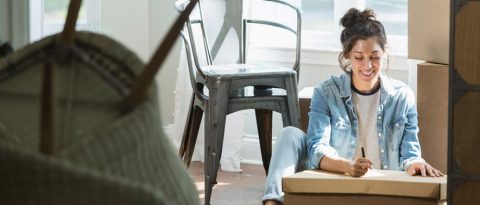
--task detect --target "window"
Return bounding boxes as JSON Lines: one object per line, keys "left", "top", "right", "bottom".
{"left": 248, "top": 0, "right": 408, "bottom": 56}
{"left": 301, "top": 0, "right": 334, "bottom": 32}
{"left": 29, "top": 0, "right": 100, "bottom": 42}
{"left": 365, "top": 0, "right": 408, "bottom": 36}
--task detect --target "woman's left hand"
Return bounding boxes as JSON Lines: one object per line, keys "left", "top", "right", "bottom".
{"left": 407, "top": 162, "right": 444, "bottom": 177}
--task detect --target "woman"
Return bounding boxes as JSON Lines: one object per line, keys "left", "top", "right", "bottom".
{"left": 263, "top": 8, "right": 443, "bottom": 205}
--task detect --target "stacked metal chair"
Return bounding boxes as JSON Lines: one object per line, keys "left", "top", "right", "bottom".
{"left": 177, "top": 0, "right": 302, "bottom": 204}
{"left": 0, "top": 0, "right": 200, "bottom": 204}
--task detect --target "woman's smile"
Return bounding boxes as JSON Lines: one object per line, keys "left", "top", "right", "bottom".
{"left": 359, "top": 69, "right": 375, "bottom": 79}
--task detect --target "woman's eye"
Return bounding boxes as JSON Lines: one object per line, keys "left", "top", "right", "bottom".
{"left": 371, "top": 57, "right": 380, "bottom": 61}
{"left": 354, "top": 57, "right": 363, "bottom": 60}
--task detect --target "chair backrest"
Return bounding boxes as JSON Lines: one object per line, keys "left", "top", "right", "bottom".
{"left": 178, "top": 0, "right": 301, "bottom": 99}
{"left": 185, "top": 0, "right": 213, "bottom": 67}
{"left": 183, "top": 0, "right": 301, "bottom": 70}
{"left": 0, "top": 31, "right": 200, "bottom": 205}
{"left": 241, "top": 0, "right": 302, "bottom": 71}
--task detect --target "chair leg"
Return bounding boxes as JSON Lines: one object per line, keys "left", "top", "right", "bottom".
{"left": 255, "top": 109, "right": 273, "bottom": 175}
{"left": 179, "top": 94, "right": 195, "bottom": 158}
{"left": 280, "top": 100, "right": 291, "bottom": 127}
{"left": 285, "top": 76, "right": 300, "bottom": 127}
{"left": 184, "top": 105, "right": 203, "bottom": 168}
{"left": 204, "top": 86, "right": 229, "bottom": 205}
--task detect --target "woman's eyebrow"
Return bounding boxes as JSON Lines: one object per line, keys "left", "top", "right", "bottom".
{"left": 353, "top": 50, "right": 380, "bottom": 54}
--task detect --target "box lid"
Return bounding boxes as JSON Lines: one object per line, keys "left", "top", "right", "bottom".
{"left": 283, "top": 170, "right": 446, "bottom": 200}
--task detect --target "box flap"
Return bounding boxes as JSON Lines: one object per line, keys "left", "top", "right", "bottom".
{"left": 283, "top": 170, "right": 446, "bottom": 200}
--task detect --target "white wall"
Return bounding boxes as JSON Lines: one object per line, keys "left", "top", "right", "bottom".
{"left": 100, "top": 0, "right": 181, "bottom": 126}
{"left": 0, "top": 0, "right": 29, "bottom": 49}
{"left": 149, "top": 0, "right": 182, "bottom": 126}
{"left": 0, "top": 0, "right": 10, "bottom": 42}
{"left": 100, "top": 0, "right": 150, "bottom": 61}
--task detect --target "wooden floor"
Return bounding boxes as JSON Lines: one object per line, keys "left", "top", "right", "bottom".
{"left": 188, "top": 161, "right": 266, "bottom": 205}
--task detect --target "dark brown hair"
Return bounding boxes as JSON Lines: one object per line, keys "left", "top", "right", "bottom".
{"left": 338, "top": 8, "right": 388, "bottom": 72}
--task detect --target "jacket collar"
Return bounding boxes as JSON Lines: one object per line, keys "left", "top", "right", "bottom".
{"left": 339, "top": 72, "right": 395, "bottom": 98}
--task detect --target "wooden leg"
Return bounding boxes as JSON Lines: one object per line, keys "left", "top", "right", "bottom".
{"left": 179, "top": 94, "right": 195, "bottom": 159}
{"left": 256, "top": 109, "right": 273, "bottom": 175}
{"left": 184, "top": 105, "right": 203, "bottom": 167}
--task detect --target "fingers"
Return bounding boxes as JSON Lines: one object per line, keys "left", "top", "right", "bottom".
{"left": 428, "top": 165, "right": 445, "bottom": 177}
{"left": 351, "top": 161, "right": 371, "bottom": 177}
{"left": 426, "top": 164, "right": 444, "bottom": 177}
{"left": 351, "top": 168, "right": 368, "bottom": 177}
{"left": 354, "top": 162, "right": 371, "bottom": 170}
{"left": 420, "top": 164, "right": 427, "bottom": 177}
{"left": 355, "top": 158, "right": 373, "bottom": 169}
{"left": 426, "top": 164, "right": 435, "bottom": 177}
{"left": 407, "top": 166, "right": 417, "bottom": 176}
{"left": 409, "top": 163, "right": 446, "bottom": 177}
{"left": 408, "top": 163, "right": 425, "bottom": 176}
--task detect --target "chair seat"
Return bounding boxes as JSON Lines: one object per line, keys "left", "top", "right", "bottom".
{"left": 229, "top": 86, "right": 287, "bottom": 98}
{"left": 202, "top": 63, "right": 295, "bottom": 77}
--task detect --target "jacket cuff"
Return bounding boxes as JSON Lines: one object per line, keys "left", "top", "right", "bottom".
{"left": 309, "top": 146, "right": 338, "bottom": 169}
{"left": 401, "top": 157, "right": 426, "bottom": 171}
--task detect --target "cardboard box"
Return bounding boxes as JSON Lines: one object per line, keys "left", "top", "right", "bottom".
{"left": 417, "top": 62, "right": 449, "bottom": 173}
{"left": 299, "top": 87, "right": 314, "bottom": 133}
{"left": 283, "top": 170, "right": 447, "bottom": 205}
{"left": 408, "top": 0, "right": 450, "bottom": 64}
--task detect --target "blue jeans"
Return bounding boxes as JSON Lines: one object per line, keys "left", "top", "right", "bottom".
{"left": 263, "top": 126, "right": 308, "bottom": 203}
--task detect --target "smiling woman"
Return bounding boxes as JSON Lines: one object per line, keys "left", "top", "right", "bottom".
{"left": 263, "top": 8, "right": 442, "bottom": 205}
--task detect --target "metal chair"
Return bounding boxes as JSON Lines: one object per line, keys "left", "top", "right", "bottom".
{"left": 177, "top": 1, "right": 301, "bottom": 204}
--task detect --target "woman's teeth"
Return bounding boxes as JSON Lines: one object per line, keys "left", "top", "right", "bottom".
{"left": 361, "top": 70, "right": 374, "bottom": 77}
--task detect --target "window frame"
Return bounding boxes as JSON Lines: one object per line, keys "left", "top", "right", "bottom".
{"left": 29, "top": 0, "right": 101, "bottom": 42}
{"left": 247, "top": 0, "right": 408, "bottom": 68}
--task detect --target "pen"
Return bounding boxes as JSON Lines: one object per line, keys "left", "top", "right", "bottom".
{"left": 361, "top": 147, "right": 373, "bottom": 169}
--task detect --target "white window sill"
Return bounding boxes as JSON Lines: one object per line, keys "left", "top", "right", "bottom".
{"left": 247, "top": 45, "right": 409, "bottom": 71}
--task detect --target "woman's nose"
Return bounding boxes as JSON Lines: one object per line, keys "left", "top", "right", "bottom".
{"left": 364, "top": 59, "right": 373, "bottom": 69}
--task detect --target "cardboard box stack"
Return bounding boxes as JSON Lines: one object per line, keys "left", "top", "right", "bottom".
{"left": 409, "top": 0, "right": 450, "bottom": 173}
{"left": 408, "top": 0, "right": 450, "bottom": 64}
{"left": 283, "top": 170, "right": 447, "bottom": 205}
{"left": 416, "top": 63, "right": 448, "bottom": 173}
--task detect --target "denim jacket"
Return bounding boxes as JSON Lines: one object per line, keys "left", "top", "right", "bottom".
{"left": 306, "top": 73, "right": 425, "bottom": 171}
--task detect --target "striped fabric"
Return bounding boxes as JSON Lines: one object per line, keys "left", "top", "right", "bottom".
{"left": 0, "top": 32, "right": 199, "bottom": 205}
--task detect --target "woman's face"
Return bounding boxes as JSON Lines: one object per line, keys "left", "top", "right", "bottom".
{"left": 347, "top": 37, "right": 385, "bottom": 92}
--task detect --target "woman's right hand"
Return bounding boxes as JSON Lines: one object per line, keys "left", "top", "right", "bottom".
{"left": 346, "top": 158, "right": 373, "bottom": 177}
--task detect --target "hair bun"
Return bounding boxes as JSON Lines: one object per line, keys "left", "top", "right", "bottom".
{"left": 340, "top": 8, "right": 376, "bottom": 28}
